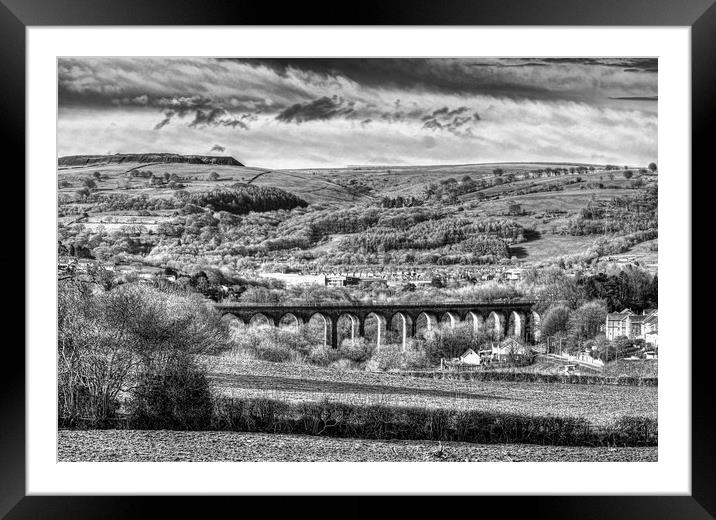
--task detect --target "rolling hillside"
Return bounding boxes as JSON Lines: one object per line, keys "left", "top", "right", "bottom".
{"left": 57, "top": 154, "right": 656, "bottom": 269}
{"left": 58, "top": 155, "right": 626, "bottom": 205}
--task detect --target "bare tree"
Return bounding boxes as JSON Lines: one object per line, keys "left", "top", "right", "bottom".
{"left": 58, "top": 282, "right": 230, "bottom": 425}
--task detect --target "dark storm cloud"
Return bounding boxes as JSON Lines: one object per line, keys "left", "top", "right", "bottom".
{"left": 422, "top": 106, "right": 470, "bottom": 121}
{"left": 470, "top": 62, "right": 551, "bottom": 68}
{"left": 153, "top": 111, "right": 174, "bottom": 130}
{"left": 59, "top": 57, "right": 656, "bottom": 114}
{"left": 155, "top": 95, "right": 213, "bottom": 114}
{"left": 59, "top": 57, "right": 658, "bottom": 131}
{"left": 610, "top": 96, "right": 658, "bottom": 101}
{"left": 227, "top": 58, "right": 657, "bottom": 101}
{"left": 231, "top": 58, "right": 554, "bottom": 99}
{"left": 275, "top": 96, "right": 356, "bottom": 123}
{"left": 187, "top": 108, "right": 250, "bottom": 129}
{"left": 58, "top": 57, "right": 658, "bottom": 168}
{"left": 148, "top": 95, "right": 265, "bottom": 130}
{"left": 539, "top": 57, "right": 658, "bottom": 72}
{"left": 59, "top": 57, "right": 660, "bottom": 115}
{"left": 58, "top": 58, "right": 282, "bottom": 130}
{"left": 421, "top": 106, "right": 481, "bottom": 137}
{"left": 59, "top": 58, "right": 305, "bottom": 112}
{"left": 378, "top": 107, "right": 424, "bottom": 124}
{"left": 130, "top": 96, "right": 262, "bottom": 131}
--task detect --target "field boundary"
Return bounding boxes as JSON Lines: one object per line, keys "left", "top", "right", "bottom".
{"left": 62, "top": 397, "right": 658, "bottom": 448}
{"left": 393, "top": 370, "right": 658, "bottom": 386}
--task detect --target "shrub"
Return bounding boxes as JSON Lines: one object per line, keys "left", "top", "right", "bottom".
{"left": 253, "top": 342, "right": 298, "bottom": 363}
{"left": 307, "top": 345, "right": 333, "bottom": 366}
{"left": 129, "top": 358, "right": 214, "bottom": 430}
{"left": 328, "top": 359, "right": 356, "bottom": 371}
{"left": 339, "top": 338, "right": 373, "bottom": 363}
{"left": 230, "top": 324, "right": 312, "bottom": 363}
{"left": 365, "top": 344, "right": 406, "bottom": 371}
{"left": 404, "top": 348, "right": 429, "bottom": 370}
{"left": 607, "top": 416, "right": 658, "bottom": 446}
{"left": 210, "top": 397, "right": 657, "bottom": 447}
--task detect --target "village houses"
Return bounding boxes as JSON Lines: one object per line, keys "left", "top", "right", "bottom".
{"left": 605, "top": 309, "right": 658, "bottom": 346}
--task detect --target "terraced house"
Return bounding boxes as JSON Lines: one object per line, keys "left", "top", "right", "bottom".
{"left": 605, "top": 309, "right": 658, "bottom": 346}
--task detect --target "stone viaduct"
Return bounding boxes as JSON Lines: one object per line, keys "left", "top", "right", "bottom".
{"left": 215, "top": 300, "right": 541, "bottom": 350}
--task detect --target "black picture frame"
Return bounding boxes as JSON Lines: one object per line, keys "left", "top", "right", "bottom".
{"left": 4, "top": 0, "right": 711, "bottom": 516}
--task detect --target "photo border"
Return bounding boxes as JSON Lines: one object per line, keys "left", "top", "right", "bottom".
{"left": 5, "top": 0, "right": 711, "bottom": 516}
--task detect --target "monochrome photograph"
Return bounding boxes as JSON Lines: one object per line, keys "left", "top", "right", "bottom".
{"left": 56, "top": 57, "right": 658, "bottom": 463}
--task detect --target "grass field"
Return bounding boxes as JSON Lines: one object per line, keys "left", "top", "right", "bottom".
{"left": 58, "top": 430, "right": 657, "bottom": 462}
{"left": 202, "top": 355, "right": 658, "bottom": 427}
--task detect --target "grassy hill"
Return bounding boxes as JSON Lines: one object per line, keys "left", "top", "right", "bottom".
{"left": 58, "top": 157, "right": 637, "bottom": 204}
{"left": 57, "top": 154, "right": 656, "bottom": 272}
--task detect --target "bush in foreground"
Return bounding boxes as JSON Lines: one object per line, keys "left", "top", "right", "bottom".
{"left": 128, "top": 358, "right": 214, "bottom": 430}
{"left": 58, "top": 281, "right": 230, "bottom": 426}
{"left": 364, "top": 344, "right": 429, "bottom": 371}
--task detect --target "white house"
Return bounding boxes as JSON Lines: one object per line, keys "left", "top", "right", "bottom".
{"left": 457, "top": 348, "right": 482, "bottom": 365}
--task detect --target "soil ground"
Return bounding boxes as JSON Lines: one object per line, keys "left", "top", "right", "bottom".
{"left": 58, "top": 430, "right": 657, "bottom": 462}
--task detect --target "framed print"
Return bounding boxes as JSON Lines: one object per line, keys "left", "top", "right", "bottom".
{"left": 5, "top": 0, "right": 712, "bottom": 515}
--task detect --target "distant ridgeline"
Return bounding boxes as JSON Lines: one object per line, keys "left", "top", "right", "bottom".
{"left": 58, "top": 153, "right": 244, "bottom": 167}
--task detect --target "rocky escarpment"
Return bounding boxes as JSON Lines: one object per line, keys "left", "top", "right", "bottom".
{"left": 58, "top": 153, "right": 244, "bottom": 167}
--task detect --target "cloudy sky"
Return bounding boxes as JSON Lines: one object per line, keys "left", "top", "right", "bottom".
{"left": 58, "top": 57, "right": 657, "bottom": 169}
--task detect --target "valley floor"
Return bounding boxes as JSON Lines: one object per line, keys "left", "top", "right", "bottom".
{"left": 58, "top": 430, "right": 657, "bottom": 462}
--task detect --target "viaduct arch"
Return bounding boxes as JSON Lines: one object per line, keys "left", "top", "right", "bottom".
{"left": 216, "top": 301, "right": 539, "bottom": 350}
